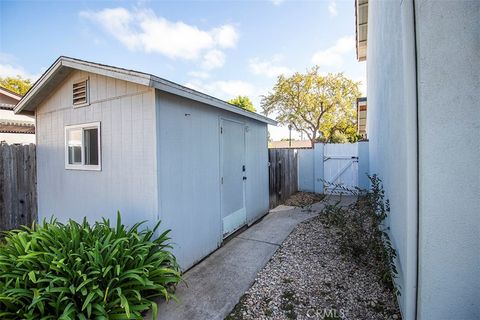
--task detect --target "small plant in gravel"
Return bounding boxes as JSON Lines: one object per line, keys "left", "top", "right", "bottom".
{"left": 264, "top": 308, "right": 273, "bottom": 316}
{"left": 321, "top": 174, "right": 400, "bottom": 295}
{"left": 281, "top": 289, "right": 298, "bottom": 319}
{"left": 225, "top": 294, "right": 250, "bottom": 320}
{"left": 0, "top": 213, "right": 182, "bottom": 319}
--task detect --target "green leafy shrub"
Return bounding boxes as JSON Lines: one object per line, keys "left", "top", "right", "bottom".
{"left": 0, "top": 213, "right": 182, "bottom": 319}
{"left": 321, "top": 175, "right": 400, "bottom": 294}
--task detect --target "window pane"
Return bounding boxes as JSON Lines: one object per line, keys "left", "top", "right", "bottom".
{"left": 84, "top": 128, "right": 99, "bottom": 165}
{"left": 67, "top": 128, "right": 82, "bottom": 145}
{"left": 67, "top": 128, "right": 82, "bottom": 165}
{"left": 68, "top": 146, "right": 82, "bottom": 164}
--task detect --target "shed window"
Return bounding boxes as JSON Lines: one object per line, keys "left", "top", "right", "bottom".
{"left": 65, "top": 122, "right": 101, "bottom": 170}
{"left": 73, "top": 78, "right": 89, "bottom": 106}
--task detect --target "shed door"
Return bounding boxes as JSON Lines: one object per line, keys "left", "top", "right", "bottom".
{"left": 220, "top": 119, "right": 246, "bottom": 237}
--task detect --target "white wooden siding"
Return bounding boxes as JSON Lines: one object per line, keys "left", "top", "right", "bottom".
{"left": 36, "top": 70, "right": 158, "bottom": 228}
{"left": 156, "top": 91, "right": 269, "bottom": 270}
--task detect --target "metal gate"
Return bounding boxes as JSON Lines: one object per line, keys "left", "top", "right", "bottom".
{"left": 323, "top": 143, "right": 358, "bottom": 194}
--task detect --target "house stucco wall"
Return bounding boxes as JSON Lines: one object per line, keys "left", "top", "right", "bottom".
{"left": 368, "top": 0, "right": 479, "bottom": 319}
{"left": 35, "top": 70, "right": 158, "bottom": 228}
{"left": 155, "top": 90, "right": 269, "bottom": 270}
{"left": 298, "top": 148, "right": 314, "bottom": 192}
{"left": 367, "top": 0, "right": 418, "bottom": 318}
{"left": 357, "top": 141, "right": 370, "bottom": 190}
{"left": 415, "top": 1, "right": 480, "bottom": 319}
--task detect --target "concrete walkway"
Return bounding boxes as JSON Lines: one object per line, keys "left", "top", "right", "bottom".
{"left": 152, "top": 195, "right": 356, "bottom": 320}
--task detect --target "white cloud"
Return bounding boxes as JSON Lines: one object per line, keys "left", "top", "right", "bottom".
{"left": 201, "top": 49, "right": 226, "bottom": 70}
{"left": 270, "top": 0, "right": 285, "bottom": 5}
{"left": 249, "top": 55, "right": 293, "bottom": 78}
{"left": 328, "top": 1, "right": 338, "bottom": 17}
{"left": 311, "top": 35, "right": 354, "bottom": 68}
{"left": 212, "top": 25, "right": 239, "bottom": 48}
{"left": 187, "top": 70, "right": 211, "bottom": 79}
{"left": 80, "top": 8, "right": 139, "bottom": 50}
{"left": 185, "top": 79, "right": 255, "bottom": 100}
{"left": 0, "top": 64, "right": 31, "bottom": 78}
{"left": 80, "top": 7, "right": 239, "bottom": 62}
{"left": 0, "top": 57, "right": 41, "bottom": 81}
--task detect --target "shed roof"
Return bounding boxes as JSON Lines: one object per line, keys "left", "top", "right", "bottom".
{"left": 14, "top": 56, "right": 277, "bottom": 125}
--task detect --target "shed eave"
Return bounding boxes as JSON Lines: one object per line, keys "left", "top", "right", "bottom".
{"left": 14, "top": 57, "right": 153, "bottom": 114}
{"left": 151, "top": 76, "right": 277, "bottom": 126}
{"left": 14, "top": 57, "right": 63, "bottom": 114}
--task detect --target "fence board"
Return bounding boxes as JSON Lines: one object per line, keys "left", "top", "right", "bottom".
{"left": 0, "top": 144, "right": 37, "bottom": 232}
{"left": 268, "top": 148, "right": 298, "bottom": 208}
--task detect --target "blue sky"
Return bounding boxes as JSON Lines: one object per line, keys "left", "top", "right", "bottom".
{"left": 0, "top": 0, "right": 365, "bottom": 140}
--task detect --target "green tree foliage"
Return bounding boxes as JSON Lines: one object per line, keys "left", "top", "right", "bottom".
{"left": 0, "top": 76, "right": 33, "bottom": 96}
{"left": 261, "top": 66, "right": 361, "bottom": 146}
{"left": 228, "top": 95, "right": 256, "bottom": 112}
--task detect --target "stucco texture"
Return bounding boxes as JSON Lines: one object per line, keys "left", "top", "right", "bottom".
{"left": 416, "top": 1, "right": 480, "bottom": 319}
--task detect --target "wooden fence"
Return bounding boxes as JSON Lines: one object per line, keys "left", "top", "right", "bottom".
{"left": 0, "top": 144, "right": 37, "bottom": 232}
{"left": 268, "top": 148, "right": 298, "bottom": 208}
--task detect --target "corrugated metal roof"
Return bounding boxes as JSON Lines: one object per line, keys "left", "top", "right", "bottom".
{"left": 0, "top": 119, "right": 35, "bottom": 134}
{"left": 0, "top": 103, "right": 15, "bottom": 110}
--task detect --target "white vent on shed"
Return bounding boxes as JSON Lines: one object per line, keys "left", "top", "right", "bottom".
{"left": 73, "top": 79, "right": 89, "bottom": 106}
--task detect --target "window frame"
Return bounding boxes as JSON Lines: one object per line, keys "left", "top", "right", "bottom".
{"left": 64, "top": 122, "right": 101, "bottom": 171}
{"left": 72, "top": 77, "right": 90, "bottom": 108}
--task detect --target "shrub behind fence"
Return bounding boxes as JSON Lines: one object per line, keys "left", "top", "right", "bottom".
{"left": 0, "top": 143, "right": 37, "bottom": 232}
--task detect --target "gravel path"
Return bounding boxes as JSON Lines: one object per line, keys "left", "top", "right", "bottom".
{"left": 283, "top": 192, "right": 325, "bottom": 208}
{"left": 226, "top": 196, "right": 401, "bottom": 320}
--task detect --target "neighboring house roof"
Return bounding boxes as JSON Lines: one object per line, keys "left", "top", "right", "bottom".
{"left": 0, "top": 102, "right": 16, "bottom": 110}
{"left": 0, "top": 86, "right": 35, "bottom": 134}
{"left": 0, "top": 119, "right": 35, "bottom": 134}
{"left": 269, "top": 140, "right": 312, "bottom": 149}
{"left": 0, "top": 86, "right": 22, "bottom": 101}
{"left": 15, "top": 56, "right": 277, "bottom": 125}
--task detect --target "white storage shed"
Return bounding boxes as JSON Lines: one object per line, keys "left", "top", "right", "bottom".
{"left": 14, "top": 57, "right": 276, "bottom": 270}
